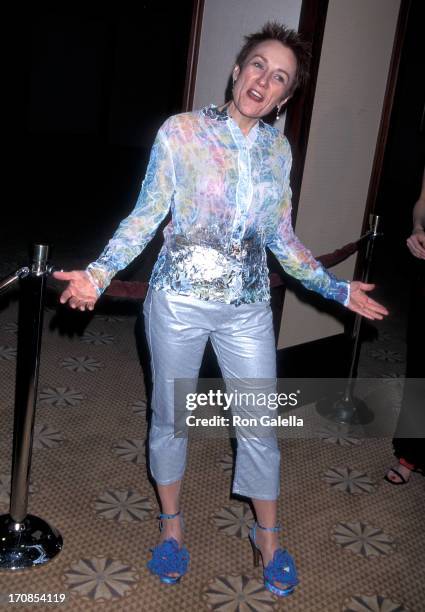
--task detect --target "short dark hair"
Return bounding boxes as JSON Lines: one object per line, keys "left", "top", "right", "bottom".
{"left": 235, "top": 22, "right": 311, "bottom": 94}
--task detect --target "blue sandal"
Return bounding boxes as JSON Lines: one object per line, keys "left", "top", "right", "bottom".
{"left": 249, "top": 522, "right": 299, "bottom": 597}
{"left": 147, "top": 511, "right": 190, "bottom": 584}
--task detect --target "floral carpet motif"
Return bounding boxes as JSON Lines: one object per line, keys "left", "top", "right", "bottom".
{"left": 342, "top": 593, "right": 409, "bottom": 611}
{"left": 63, "top": 557, "right": 139, "bottom": 601}
{"left": 112, "top": 439, "right": 146, "bottom": 465}
{"left": 212, "top": 504, "right": 254, "bottom": 539}
{"left": 39, "top": 386, "right": 84, "bottom": 408}
{"left": 94, "top": 489, "right": 153, "bottom": 523}
{"left": 33, "top": 424, "right": 66, "bottom": 450}
{"left": 332, "top": 521, "right": 395, "bottom": 557}
{"left": 202, "top": 575, "right": 277, "bottom": 611}
{"left": 323, "top": 466, "right": 376, "bottom": 494}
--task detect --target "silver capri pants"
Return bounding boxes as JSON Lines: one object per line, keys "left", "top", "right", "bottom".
{"left": 143, "top": 288, "right": 280, "bottom": 500}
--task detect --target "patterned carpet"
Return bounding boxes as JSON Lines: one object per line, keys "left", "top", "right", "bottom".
{"left": 0, "top": 247, "right": 424, "bottom": 611}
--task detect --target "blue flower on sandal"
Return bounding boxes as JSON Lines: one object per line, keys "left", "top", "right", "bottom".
{"left": 263, "top": 549, "right": 299, "bottom": 590}
{"left": 147, "top": 539, "right": 190, "bottom": 583}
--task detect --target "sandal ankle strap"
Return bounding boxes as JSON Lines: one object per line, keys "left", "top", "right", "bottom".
{"left": 158, "top": 510, "right": 184, "bottom": 533}
{"left": 159, "top": 511, "right": 181, "bottom": 520}
{"left": 256, "top": 521, "right": 281, "bottom": 533}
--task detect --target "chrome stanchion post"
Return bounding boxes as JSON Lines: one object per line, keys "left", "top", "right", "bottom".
{"left": 317, "top": 215, "right": 382, "bottom": 425}
{"left": 0, "top": 268, "right": 30, "bottom": 294}
{"left": 10, "top": 245, "right": 50, "bottom": 523}
{"left": 0, "top": 245, "right": 63, "bottom": 570}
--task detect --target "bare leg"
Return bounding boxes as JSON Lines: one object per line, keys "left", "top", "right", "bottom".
{"left": 154, "top": 480, "right": 184, "bottom": 579}
{"left": 251, "top": 498, "right": 296, "bottom": 591}
{"left": 251, "top": 499, "right": 279, "bottom": 566}
{"left": 157, "top": 480, "right": 183, "bottom": 545}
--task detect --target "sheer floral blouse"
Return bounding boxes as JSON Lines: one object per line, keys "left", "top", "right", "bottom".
{"left": 86, "top": 104, "right": 349, "bottom": 307}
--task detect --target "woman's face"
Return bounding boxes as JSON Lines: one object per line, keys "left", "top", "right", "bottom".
{"left": 232, "top": 40, "right": 297, "bottom": 120}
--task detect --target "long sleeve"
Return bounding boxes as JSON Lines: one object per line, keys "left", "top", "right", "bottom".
{"left": 82, "top": 105, "right": 351, "bottom": 305}
{"left": 86, "top": 125, "right": 175, "bottom": 294}
{"left": 267, "top": 147, "right": 350, "bottom": 306}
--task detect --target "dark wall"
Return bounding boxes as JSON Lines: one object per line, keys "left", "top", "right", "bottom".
{"left": 375, "top": 0, "right": 425, "bottom": 263}
{"left": 23, "top": 3, "right": 194, "bottom": 270}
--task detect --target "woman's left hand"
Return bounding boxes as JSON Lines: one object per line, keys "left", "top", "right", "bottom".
{"left": 347, "top": 282, "right": 389, "bottom": 320}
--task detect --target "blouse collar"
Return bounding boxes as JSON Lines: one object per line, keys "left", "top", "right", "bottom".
{"left": 202, "top": 104, "right": 266, "bottom": 130}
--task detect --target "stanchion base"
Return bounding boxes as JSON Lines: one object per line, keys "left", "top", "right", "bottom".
{"left": 316, "top": 394, "right": 374, "bottom": 425}
{"left": 0, "top": 513, "right": 63, "bottom": 570}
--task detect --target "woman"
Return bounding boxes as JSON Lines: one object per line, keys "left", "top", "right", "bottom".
{"left": 385, "top": 169, "right": 425, "bottom": 485}
{"left": 54, "top": 23, "right": 388, "bottom": 597}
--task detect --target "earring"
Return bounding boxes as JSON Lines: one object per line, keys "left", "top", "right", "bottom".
{"left": 276, "top": 106, "right": 281, "bottom": 121}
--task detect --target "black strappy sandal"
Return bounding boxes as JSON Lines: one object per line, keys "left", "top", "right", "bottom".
{"left": 384, "top": 467, "right": 409, "bottom": 485}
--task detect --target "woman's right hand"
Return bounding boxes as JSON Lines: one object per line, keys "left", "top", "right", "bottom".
{"left": 406, "top": 228, "right": 425, "bottom": 259}
{"left": 52, "top": 270, "right": 99, "bottom": 311}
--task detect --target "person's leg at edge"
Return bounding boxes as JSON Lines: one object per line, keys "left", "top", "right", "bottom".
{"left": 386, "top": 457, "right": 415, "bottom": 483}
